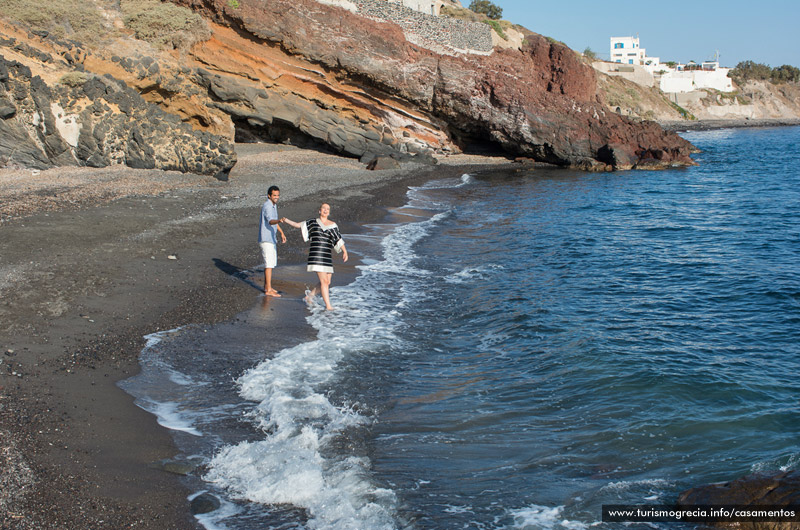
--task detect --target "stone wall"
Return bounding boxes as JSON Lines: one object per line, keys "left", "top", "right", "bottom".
{"left": 348, "top": 0, "right": 493, "bottom": 53}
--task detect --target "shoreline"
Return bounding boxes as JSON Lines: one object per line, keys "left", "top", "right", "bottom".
{"left": 659, "top": 117, "right": 800, "bottom": 132}
{"left": 0, "top": 144, "right": 508, "bottom": 528}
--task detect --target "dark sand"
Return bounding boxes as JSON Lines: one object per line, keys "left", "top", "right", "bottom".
{"left": 4, "top": 115, "right": 800, "bottom": 527}
{"left": 0, "top": 144, "right": 512, "bottom": 529}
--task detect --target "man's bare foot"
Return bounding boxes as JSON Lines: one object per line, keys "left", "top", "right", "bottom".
{"left": 265, "top": 289, "right": 282, "bottom": 297}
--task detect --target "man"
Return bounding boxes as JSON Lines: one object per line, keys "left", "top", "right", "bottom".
{"left": 258, "top": 185, "right": 286, "bottom": 297}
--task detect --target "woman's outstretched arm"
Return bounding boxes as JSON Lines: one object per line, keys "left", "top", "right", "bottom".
{"left": 281, "top": 217, "right": 302, "bottom": 228}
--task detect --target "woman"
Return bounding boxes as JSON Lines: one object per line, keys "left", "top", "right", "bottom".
{"left": 282, "top": 203, "right": 348, "bottom": 310}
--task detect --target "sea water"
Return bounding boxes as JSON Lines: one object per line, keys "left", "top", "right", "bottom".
{"left": 121, "top": 126, "right": 800, "bottom": 529}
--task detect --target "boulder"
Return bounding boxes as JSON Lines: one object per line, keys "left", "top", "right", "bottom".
{"left": 677, "top": 470, "right": 800, "bottom": 530}
{"left": 597, "top": 143, "right": 637, "bottom": 170}
{"left": 366, "top": 155, "right": 400, "bottom": 170}
{"left": 189, "top": 493, "right": 221, "bottom": 515}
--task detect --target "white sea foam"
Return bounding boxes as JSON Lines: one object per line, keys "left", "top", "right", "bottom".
{"left": 508, "top": 504, "right": 587, "bottom": 530}
{"left": 168, "top": 369, "right": 197, "bottom": 386}
{"left": 403, "top": 173, "right": 475, "bottom": 211}
{"left": 205, "top": 204, "right": 450, "bottom": 529}
{"left": 445, "top": 263, "right": 505, "bottom": 284}
{"left": 143, "top": 328, "right": 183, "bottom": 349}
{"left": 410, "top": 173, "right": 473, "bottom": 192}
{"left": 599, "top": 478, "right": 672, "bottom": 493}
{"left": 120, "top": 327, "right": 207, "bottom": 436}
{"left": 189, "top": 491, "right": 241, "bottom": 530}
{"left": 751, "top": 452, "right": 800, "bottom": 473}
{"left": 149, "top": 400, "right": 202, "bottom": 436}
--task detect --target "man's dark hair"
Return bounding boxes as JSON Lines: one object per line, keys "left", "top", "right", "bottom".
{"left": 268, "top": 185, "right": 280, "bottom": 196}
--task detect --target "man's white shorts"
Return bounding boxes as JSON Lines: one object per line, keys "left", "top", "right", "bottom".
{"left": 259, "top": 242, "right": 277, "bottom": 269}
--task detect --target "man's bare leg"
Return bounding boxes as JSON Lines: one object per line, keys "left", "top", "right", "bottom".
{"left": 264, "top": 268, "right": 281, "bottom": 297}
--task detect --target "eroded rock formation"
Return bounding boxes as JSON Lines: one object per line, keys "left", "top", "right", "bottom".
{"left": 0, "top": 0, "right": 697, "bottom": 172}
{"left": 164, "top": 0, "right": 696, "bottom": 169}
{"left": 0, "top": 30, "right": 235, "bottom": 178}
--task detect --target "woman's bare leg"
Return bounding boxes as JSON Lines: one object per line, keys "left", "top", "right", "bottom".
{"left": 317, "top": 271, "right": 334, "bottom": 310}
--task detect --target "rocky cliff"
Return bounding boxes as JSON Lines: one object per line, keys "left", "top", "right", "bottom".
{"left": 674, "top": 80, "right": 800, "bottom": 122}
{"left": 0, "top": 25, "right": 236, "bottom": 178}
{"left": 595, "top": 64, "right": 800, "bottom": 125}
{"left": 165, "top": 0, "right": 695, "bottom": 169}
{"left": 0, "top": 0, "right": 698, "bottom": 173}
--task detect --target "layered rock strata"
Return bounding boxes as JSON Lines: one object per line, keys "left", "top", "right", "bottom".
{"left": 0, "top": 37, "right": 235, "bottom": 178}
{"left": 166, "top": 0, "right": 695, "bottom": 169}
{"left": 0, "top": 0, "right": 696, "bottom": 172}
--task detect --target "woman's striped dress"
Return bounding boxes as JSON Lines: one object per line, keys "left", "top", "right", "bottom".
{"left": 301, "top": 218, "right": 345, "bottom": 273}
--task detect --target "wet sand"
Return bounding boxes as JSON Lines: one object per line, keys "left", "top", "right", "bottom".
{"left": 0, "top": 144, "right": 511, "bottom": 528}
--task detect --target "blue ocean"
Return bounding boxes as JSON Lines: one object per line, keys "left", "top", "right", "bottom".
{"left": 121, "top": 126, "right": 800, "bottom": 529}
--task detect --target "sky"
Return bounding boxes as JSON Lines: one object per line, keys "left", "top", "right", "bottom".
{"left": 497, "top": 0, "right": 800, "bottom": 68}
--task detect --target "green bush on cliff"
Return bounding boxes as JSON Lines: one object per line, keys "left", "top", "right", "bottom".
{"left": 469, "top": 0, "right": 502, "bottom": 20}
{"left": 483, "top": 19, "right": 507, "bottom": 40}
{"left": 121, "top": 0, "right": 211, "bottom": 50}
{"left": 441, "top": 3, "right": 512, "bottom": 40}
{"left": 730, "top": 60, "right": 800, "bottom": 85}
{"left": 669, "top": 101, "right": 696, "bottom": 120}
{"left": 730, "top": 60, "right": 772, "bottom": 84}
{"left": 771, "top": 64, "right": 800, "bottom": 83}
{"left": 0, "top": 0, "right": 107, "bottom": 44}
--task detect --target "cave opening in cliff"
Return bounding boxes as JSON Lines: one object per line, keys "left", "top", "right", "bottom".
{"left": 233, "top": 118, "right": 337, "bottom": 155}
{"left": 450, "top": 128, "right": 511, "bottom": 158}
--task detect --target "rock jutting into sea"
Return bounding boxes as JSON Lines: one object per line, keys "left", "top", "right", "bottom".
{"left": 677, "top": 470, "right": 800, "bottom": 530}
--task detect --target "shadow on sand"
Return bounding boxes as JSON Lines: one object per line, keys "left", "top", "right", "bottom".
{"left": 213, "top": 258, "right": 262, "bottom": 292}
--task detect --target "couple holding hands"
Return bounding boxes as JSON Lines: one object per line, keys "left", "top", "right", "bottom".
{"left": 258, "top": 185, "right": 348, "bottom": 310}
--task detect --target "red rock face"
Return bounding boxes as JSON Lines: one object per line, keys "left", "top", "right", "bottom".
{"left": 172, "top": 0, "right": 696, "bottom": 168}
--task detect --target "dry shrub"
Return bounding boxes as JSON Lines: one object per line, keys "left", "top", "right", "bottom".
{"left": 0, "top": 0, "right": 108, "bottom": 44}
{"left": 59, "top": 71, "right": 90, "bottom": 87}
{"left": 121, "top": 0, "right": 211, "bottom": 50}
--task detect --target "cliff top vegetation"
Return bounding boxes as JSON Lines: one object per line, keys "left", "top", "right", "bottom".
{"left": 730, "top": 60, "right": 800, "bottom": 85}
{"left": 0, "top": 0, "right": 209, "bottom": 50}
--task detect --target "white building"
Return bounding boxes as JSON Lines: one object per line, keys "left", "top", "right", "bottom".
{"left": 660, "top": 67, "right": 734, "bottom": 93}
{"left": 610, "top": 36, "right": 662, "bottom": 73}
{"left": 608, "top": 36, "right": 733, "bottom": 93}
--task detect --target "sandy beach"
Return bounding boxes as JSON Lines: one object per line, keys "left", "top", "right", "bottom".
{"left": 4, "top": 118, "right": 797, "bottom": 528}
{"left": 0, "top": 144, "right": 512, "bottom": 529}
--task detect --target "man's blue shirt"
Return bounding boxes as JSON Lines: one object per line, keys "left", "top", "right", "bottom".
{"left": 259, "top": 200, "right": 278, "bottom": 244}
